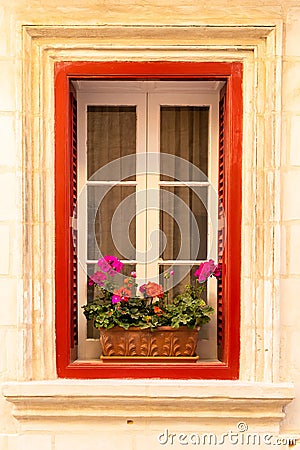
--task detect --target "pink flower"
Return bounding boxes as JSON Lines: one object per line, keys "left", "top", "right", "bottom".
{"left": 170, "top": 270, "right": 174, "bottom": 276}
{"left": 145, "top": 282, "right": 164, "bottom": 299}
{"left": 112, "top": 294, "right": 121, "bottom": 304}
{"left": 106, "top": 255, "right": 123, "bottom": 272}
{"left": 89, "top": 271, "right": 107, "bottom": 286}
{"left": 97, "top": 258, "right": 111, "bottom": 273}
{"left": 139, "top": 284, "right": 147, "bottom": 294}
{"left": 213, "top": 263, "right": 222, "bottom": 278}
{"left": 194, "top": 259, "right": 216, "bottom": 283}
{"left": 130, "top": 271, "right": 137, "bottom": 278}
{"left": 97, "top": 255, "right": 123, "bottom": 276}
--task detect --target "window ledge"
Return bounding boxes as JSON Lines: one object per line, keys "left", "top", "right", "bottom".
{"left": 2, "top": 380, "right": 294, "bottom": 432}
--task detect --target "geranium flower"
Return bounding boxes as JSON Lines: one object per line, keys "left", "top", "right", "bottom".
{"left": 113, "top": 286, "right": 131, "bottom": 302}
{"left": 112, "top": 294, "right": 121, "bottom": 304}
{"left": 139, "top": 284, "right": 147, "bottom": 294}
{"left": 194, "top": 259, "right": 216, "bottom": 283}
{"left": 213, "top": 263, "right": 222, "bottom": 278}
{"left": 97, "top": 258, "right": 111, "bottom": 273}
{"left": 130, "top": 271, "right": 137, "bottom": 278}
{"left": 145, "top": 282, "right": 164, "bottom": 299}
{"left": 106, "top": 255, "right": 123, "bottom": 272}
{"left": 89, "top": 271, "right": 107, "bottom": 286}
{"left": 154, "top": 306, "right": 164, "bottom": 316}
{"left": 97, "top": 255, "right": 123, "bottom": 276}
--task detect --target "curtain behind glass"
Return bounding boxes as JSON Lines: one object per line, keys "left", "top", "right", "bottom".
{"left": 87, "top": 106, "right": 136, "bottom": 180}
{"left": 160, "top": 106, "right": 209, "bottom": 263}
{"left": 87, "top": 106, "right": 137, "bottom": 260}
{"left": 160, "top": 106, "right": 209, "bottom": 181}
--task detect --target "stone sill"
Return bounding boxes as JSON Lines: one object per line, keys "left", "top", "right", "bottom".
{"left": 2, "top": 379, "right": 294, "bottom": 431}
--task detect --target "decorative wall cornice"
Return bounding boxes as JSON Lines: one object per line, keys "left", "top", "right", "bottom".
{"left": 3, "top": 380, "right": 294, "bottom": 432}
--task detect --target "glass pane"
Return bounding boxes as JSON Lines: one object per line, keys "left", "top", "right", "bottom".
{"left": 87, "top": 106, "right": 136, "bottom": 181}
{"left": 160, "top": 106, "right": 209, "bottom": 181}
{"left": 159, "top": 264, "right": 207, "bottom": 302}
{"left": 160, "top": 186, "right": 207, "bottom": 260}
{"left": 87, "top": 185, "right": 136, "bottom": 261}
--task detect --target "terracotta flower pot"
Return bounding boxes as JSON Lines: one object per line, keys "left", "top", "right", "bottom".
{"left": 99, "top": 326, "right": 200, "bottom": 357}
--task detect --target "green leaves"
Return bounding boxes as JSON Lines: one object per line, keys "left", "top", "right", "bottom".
{"left": 83, "top": 289, "right": 214, "bottom": 331}
{"left": 84, "top": 256, "right": 216, "bottom": 331}
{"left": 163, "top": 296, "right": 214, "bottom": 329}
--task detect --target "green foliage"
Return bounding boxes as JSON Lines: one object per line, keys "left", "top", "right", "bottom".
{"left": 82, "top": 283, "right": 214, "bottom": 331}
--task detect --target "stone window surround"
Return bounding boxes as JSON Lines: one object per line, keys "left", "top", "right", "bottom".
{"left": 2, "top": 23, "right": 295, "bottom": 431}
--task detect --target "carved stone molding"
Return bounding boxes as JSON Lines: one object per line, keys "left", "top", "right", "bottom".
{"left": 21, "top": 23, "right": 283, "bottom": 383}
{"left": 2, "top": 380, "right": 294, "bottom": 433}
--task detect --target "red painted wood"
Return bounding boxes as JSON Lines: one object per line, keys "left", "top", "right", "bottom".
{"left": 217, "top": 84, "right": 226, "bottom": 361}
{"left": 69, "top": 89, "right": 78, "bottom": 359}
{"left": 55, "top": 61, "right": 242, "bottom": 379}
{"left": 55, "top": 65, "right": 72, "bottom": 372}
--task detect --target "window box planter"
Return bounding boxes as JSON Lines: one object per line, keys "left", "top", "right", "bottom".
{"left": 99, "top": 325, "right": 200, "bottom": 362}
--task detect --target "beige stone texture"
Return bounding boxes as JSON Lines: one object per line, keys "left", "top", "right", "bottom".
{"left": 0, "top": 175, "right": 16, "bottom": 220}
{"left": 0, "top": 224, "right": 10, "bottom": 274}
{"left": 0, "top": 62, "right": 17, "bottom": 112}
{"left": 285, "top": 7, "right": 300, "bottom": 57}
{"left": 55, "top": 432, "right": 133, "bottom": 450}
{"left": 0, "top": 279, "right": 17, "bottom": 325}
{"left": 289, "top": 115, "right": 300, "bottom": 166}
{"left": 0, "top": 116, "right": 16, "bottom": 167}
{"left": 282, "top": 170, "right": 300, "bottom": 220}
{"left": 0, "top": 0, "right": 299, "bottom": 448}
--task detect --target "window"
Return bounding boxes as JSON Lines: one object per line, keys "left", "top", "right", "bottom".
{"left": 76, "top": 81, "right": 219, "bottom": 360}
{"left": 55, "top": 61, "right": 242, "bottom": 379}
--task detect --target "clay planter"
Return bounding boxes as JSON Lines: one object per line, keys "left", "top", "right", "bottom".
{"left": 99, "top": 326, "right": 200, "bottom": 360}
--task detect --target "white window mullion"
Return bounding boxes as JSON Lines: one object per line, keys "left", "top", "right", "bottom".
{"left": 146, "top": 92, "right": 161, "bottom": 282}
{"left": 207, "top": 93, "right": 219, "bottom": 263}
{"left": 135, "top": 94, "right": 148, "bottom": 283}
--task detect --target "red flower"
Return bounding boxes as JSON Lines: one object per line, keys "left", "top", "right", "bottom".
{"left": 145, "top": 282, "right": 164, "bottom": 298}
{"left": 113, "top": 286, "right": 131, "bottom": 302}
{"left": 154, "top": 306, "right": 164, "bottom": 316}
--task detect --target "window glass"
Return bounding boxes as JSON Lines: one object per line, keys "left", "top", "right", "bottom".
{"left": 87, "top": 185, "right": 136, "bottom": 261}
{"left": 159, "top": 264, "right": 207, "bottom": 301}
{"left": 160, "top": 106, "right": 209, "bottom": 181}
{"left": 87, "top": 105, "right": 136, "bottom": 180}
{"left": 160, "top": 186, "right": 208, "bottom": 260}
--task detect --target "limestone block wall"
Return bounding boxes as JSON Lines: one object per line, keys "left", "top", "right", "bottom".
{"left": 279, "top": 6, "right": 300, "bottom": 435}
{"left": 0, "top": 1, "right": 299, "bottom": 449}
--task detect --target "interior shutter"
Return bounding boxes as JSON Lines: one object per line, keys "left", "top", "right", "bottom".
{"left": 69, "top": 87, "right": 78, "bottom": 361}
{"left": 217, "top": 84, "right": 226, "bottom": 361}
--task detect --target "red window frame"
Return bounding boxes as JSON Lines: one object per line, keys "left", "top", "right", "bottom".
{"left": 55, "top": 61, "right": 242, "bottom": 379}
